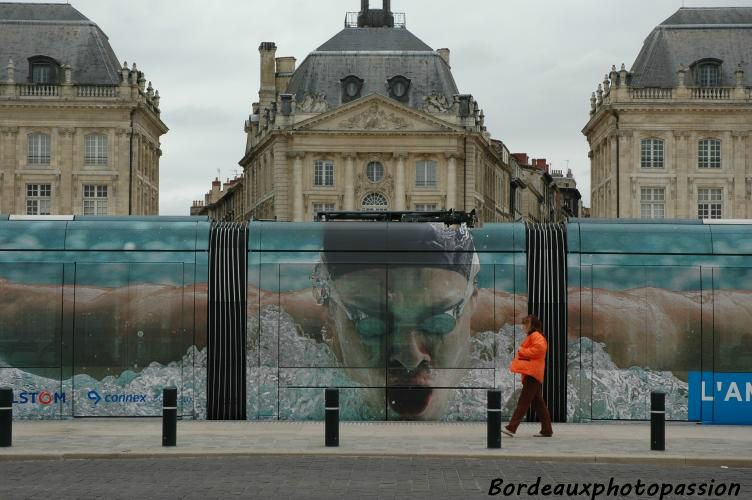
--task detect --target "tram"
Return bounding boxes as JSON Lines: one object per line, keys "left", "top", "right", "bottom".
{"left": 0, "top": 213, "right": 749, "bottom": 424}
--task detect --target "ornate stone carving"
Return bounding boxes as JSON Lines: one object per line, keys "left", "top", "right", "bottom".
{"left": 297, "top": 92, "right": 329, "bottom": 113}
{"left": 422, "top": 92, "right": 451, "bottom": 113}
{"left": 1, "top": 126, "right": 18, "bottom": 136}
{"left": 669, "top": 177, "right": 677, "bottom": 198}
{"left": 339, "top": 103, "right": 410, "bottom": 130}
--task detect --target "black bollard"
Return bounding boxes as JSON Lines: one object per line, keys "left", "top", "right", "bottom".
{"left": 0, "top": 388, "right": 11, "bottom": 447}
{"left": 487, "top": 390, "right": 501, "bottom": 449}
{"left": 650, "top": 392, "right": 665, "bottom": 451}
{"left": 162, "top": 387, "right": 177, "bottom": 447}
{"left": 325, "top": 388, "right": 339, "bottom": 447}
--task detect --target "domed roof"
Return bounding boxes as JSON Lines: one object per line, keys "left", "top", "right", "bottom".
{"left": 286, "top": 27, "right": 459, "bottom": 112}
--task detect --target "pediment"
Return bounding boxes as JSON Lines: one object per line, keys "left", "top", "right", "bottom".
{"left": 294, "top": 95, "right": 459, "bottom": 133}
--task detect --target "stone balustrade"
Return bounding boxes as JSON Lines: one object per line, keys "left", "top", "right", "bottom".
{"left": 691, "top": 87, "right": 732, "bottom": 100}
{"left": 629, "top": 87, "right": 673, "bottom": 100}
{"left": 17, "top": 84, "right": 59, "bottom": 97}
{"left": 592, "top": 84, "right": 749, "bottom": 116}
{"left": 76, "top": 85, "right": 120, "bottom": 98}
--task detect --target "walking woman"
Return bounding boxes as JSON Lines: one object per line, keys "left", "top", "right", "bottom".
{"left": 502, "top": 314, "right": 553, "bottom": 437}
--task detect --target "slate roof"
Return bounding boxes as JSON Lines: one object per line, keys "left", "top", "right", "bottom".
{"left": 317, "top": 28, "right": 433, "bottom": 52}
{"left": 629, "top": 7, "right": 752, "bottom": 88}
{"left": 0, "top": 2, "right": 122, "bottom": 85}
{"left": 287, "top": 27, "right": 458, "bottom": 111}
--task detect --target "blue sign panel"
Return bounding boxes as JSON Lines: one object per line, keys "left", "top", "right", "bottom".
{"left": 689, "top": 372, "right": 752, "bottom": 424}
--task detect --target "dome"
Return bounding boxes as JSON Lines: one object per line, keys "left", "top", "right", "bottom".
{"left": 286, "top": 27, "right": 459, "bottom": 112}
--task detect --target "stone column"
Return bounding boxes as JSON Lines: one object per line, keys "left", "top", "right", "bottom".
{"left": 394, "top": 153, "right": 406, "bottom": 211}
{"left": 344, "top": 154, "right": 355, "bottom": 211}
{"left": 608, "top": 134, "right": 618, "bottom": 218}
{"left": 59, "top": 128, "right": 75, "bottom": 214}
{"left": 0, "top": 127, "right": 18, "bottom": 213}
{"left": 292, "top": 152, "right": 304, "bottom": 222}
{"left": 446, "top": 154, "right": 457, "bottom": 210}
{"left": 732, "top": 132, "right": 747, "bottom": 218}
{"left": 674, "top": 132, "right": 689, "bottom": 218}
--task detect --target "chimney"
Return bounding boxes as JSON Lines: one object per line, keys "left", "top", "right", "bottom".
{"left": 275, "top": 56, "right": 296, "bottom": 95}
{"left": 511, "top": 153, "right": 529, "bottom": 166}
{"left": 532, "top": 159, "right": 550, "bottom": 173}
{"left": 209, "top": 177, "right": 222, "bottom": 203}
{"left": 437, "top": 48, "right": 450, "bottom": 67}
{"left": 258, "top": 42, "right": 277, "bottom": 111}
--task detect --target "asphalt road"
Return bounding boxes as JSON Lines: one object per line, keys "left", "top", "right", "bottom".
{"left": 0, "top": 455, "right": 749, "bottom": 499}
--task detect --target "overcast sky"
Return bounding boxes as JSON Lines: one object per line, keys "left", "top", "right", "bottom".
{"left": 36, "top": 0, "right": 752, "bottom": 213}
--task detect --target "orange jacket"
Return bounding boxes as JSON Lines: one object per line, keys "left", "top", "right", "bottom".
{"left": 510, "top": 331, "right": 547, "bottom": 383}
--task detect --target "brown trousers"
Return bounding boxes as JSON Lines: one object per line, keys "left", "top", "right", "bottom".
{"left": 507, "top": 375, "right": 553, "bottom": 435}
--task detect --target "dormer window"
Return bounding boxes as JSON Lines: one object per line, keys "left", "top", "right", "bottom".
{"left": 341, "top": 75, "right": 364, "bottom": 104}
{"left": 693, "top": 60, "right": 722, "bottom": 87}
{"left": 387, "top": 75, "right": 411, "bottom": 103}
{"left": 28, "top": 56, "right": 60, "bottom": 84}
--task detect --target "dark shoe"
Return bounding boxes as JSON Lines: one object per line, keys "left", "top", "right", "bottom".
{"left": 533, "top": 433, "right": 553, "bottom": 437}
{"left": 501, "top": 426, "right": 515, "bottom": 438}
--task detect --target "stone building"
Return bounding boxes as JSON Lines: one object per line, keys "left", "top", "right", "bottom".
{"left": 583, "top": 7, "right": 752, "bottom": 220}
{"left": 0, "top": 3, "right": 167, "bottom": 217}
{"left": 191, "top": 175, "right": 245, "bottom": 221}
{"left": 510, "top": 153, "right": 570, "bottom": 223}
{"left": 211, "top": 1, "right": 515, "bottom": 224}
{"left": 551, "top": 168, "right": 583, "bottom": 218}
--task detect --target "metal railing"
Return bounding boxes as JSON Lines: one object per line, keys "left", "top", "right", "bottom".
{"left": 315, "top": 209, "right": 477, "bottom": 227}
{"left": 344, "top": 11, "right": 406, "bottom": 28}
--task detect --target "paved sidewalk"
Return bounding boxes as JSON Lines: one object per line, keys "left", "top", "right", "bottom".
{"left": 0, "top": 420, "right": 750, "bottom": 467}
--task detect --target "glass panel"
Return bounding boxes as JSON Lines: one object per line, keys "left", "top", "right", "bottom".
{"left": 385, "top": 264, "right": 479, "bottom": 420}
{"left": 591, "top": 266, "right": 648, "bottom": 419}
{"left": 72, "top": 263, "right": 184, "bottom": 417}
{"left": 590, "top": 266, "right": 700, "bottom": 420}
{"left": 0, "top": 264, "right": 63, "bottom": 371}
{"left": 645, "top": 267, "right": 701, "bottom": 421}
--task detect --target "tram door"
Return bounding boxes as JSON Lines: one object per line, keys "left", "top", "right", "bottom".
{"left": 72, "top": 263, "right": 185, "bottom": 417}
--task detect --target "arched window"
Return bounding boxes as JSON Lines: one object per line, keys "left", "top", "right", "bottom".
{"left": 362, "top": 192, "right": 388, "bottom": 211}
{"left": 695, "top": 61, "right": 721, "bottom": 87}
{"left": 698, "top": 139, "right": 721, "bottom": 169}
{"left": 341, "top": 75, "right": 364, "bottom": 104}
{"left": 27, "top": 56, "right": 60, "bottom": 84}
{"left": 366, "top": 161, "right": 384, "bottom": 182}
{"left": 27, "top": 133, "right": 51, "bottom": 165}
{"left": 640, "top": 138, "right": 664, "bottom": 169}
{"left": 85, "top": 134, "right": 108, "bottom": 166}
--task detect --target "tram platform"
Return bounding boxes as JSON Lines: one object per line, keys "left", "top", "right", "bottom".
{"left": 0, "top": 420, "right": 750, "bottom": 467}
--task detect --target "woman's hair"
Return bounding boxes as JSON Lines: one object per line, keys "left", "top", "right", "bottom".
{"left": 522, "top": 314, "right": 543, "bottom": 334}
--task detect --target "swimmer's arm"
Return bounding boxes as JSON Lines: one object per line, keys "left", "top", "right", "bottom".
{"left": 471, "top": 288, "right": 525, "bottom": 333}
{"left": 248, "top": 286, "right": 325, "bottom": 336}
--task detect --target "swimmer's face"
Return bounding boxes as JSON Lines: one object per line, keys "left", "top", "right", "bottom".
{"left": 328, "top": 266, "right": 475, "bottom": 419}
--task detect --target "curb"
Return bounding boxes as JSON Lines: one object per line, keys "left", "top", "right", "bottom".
{"left": 1, "top": 450, "right": 750, "bottom": 467}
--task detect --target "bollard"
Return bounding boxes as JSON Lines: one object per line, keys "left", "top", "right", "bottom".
{"left": 487, "top": 390, "right": 501, "bottom": 449}
{"left": 0, "top": 388, "right": 11, "bottom": 447}
{"left": 650, "top": 392, "right": 665, "bottom": 451}
{"left": 325, "top": 388, "right": 339, "bottom": 447}
{"left": 162, "top": 387, "right": 177, "bottom": 447}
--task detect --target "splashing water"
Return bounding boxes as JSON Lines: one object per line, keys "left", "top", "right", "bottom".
{"left": 2, "top": 307, "right": 688, "bottom": 421}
